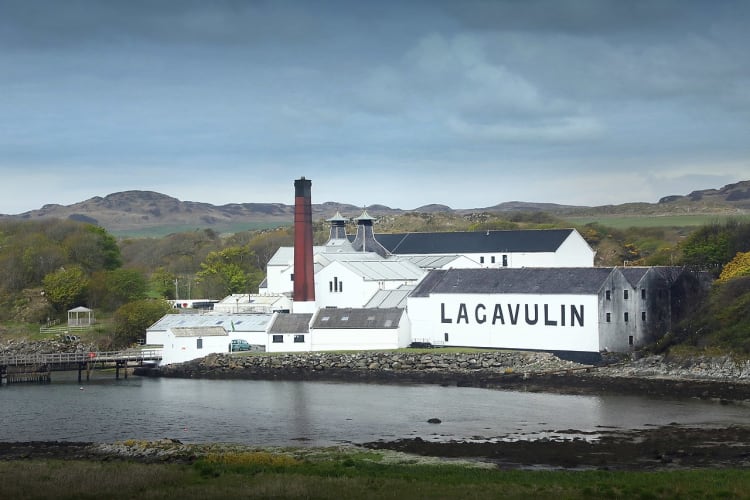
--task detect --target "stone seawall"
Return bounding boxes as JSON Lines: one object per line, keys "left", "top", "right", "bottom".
{"left": 148, "top": 350, "right": 750, "bottom": 401}
{"left": 156, "top": 350, "right": 587, "bottom": 381}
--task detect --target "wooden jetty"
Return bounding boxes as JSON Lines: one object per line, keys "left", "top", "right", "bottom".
{"left": 0, "top": 349, "right": 162, "bottom": 386}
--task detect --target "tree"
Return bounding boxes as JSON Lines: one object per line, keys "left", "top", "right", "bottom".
{"left": 150, "top": 267, "right": 177, "bottom": 299}
{"left": 112, "top": 299, "right": 173, "bottom": 347}
{"left": 42, "top": 265, "right": 88, "bottom": 312}
{"left": 196, "top": 246, "right": 264, "bottom": 297}
{"left": 719, "top": 252, "right": 750, "bottom": 283}
{"left": 88, "top": 268, "right": 148, "bottom": 311}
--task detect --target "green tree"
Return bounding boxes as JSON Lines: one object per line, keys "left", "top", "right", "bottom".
{"left": 196, "top": 247, "right": 263, "bottom": 297}
{"left": 88, "top": 268, "right": 148, "bottom": 311}
{"left": 150, "top": 267, "right": 178, "bottom": 299}
{"left": 42, "top": 265, "right": 88, "bottom": 312}
{"left": 112, "top": 299, "right": 173, "bottom": 347}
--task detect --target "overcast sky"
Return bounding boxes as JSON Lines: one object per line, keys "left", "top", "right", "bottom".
{"left": 1, "top": 0, "right": 748, "bottom": 214}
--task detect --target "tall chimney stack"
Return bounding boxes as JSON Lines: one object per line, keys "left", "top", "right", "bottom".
{"left": 293, "top": 177, "right": 315, "bottom": 308}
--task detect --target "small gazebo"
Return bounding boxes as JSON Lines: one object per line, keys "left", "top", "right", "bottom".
{"left": 68, "top": 306, "right": 94, "bottom": 327}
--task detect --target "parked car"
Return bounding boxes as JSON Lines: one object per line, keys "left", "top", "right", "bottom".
{"left": 230, "top": 339, "right": 251, "bottom": 352}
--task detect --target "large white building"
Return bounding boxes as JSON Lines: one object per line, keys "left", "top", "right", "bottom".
{"left": 144, "top": 179, "right": 705, "bottom": 365}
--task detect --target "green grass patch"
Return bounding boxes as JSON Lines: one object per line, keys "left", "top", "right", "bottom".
{"left": 1, "top": 456, "right": 750, "bottom": 499}
{"left": 111, "top": 221, "right": 287, "bottom": 238}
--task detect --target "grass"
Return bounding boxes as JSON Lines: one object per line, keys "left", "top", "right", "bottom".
{"left": 1, "top": 452, "right": 749, "bottom": 499}
{"left": 564, "top": 213, "right": 750, "bottom": 229}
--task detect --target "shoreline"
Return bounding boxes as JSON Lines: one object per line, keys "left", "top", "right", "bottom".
{"left": 143, "top": 350, "right": 750, "bottom": 402}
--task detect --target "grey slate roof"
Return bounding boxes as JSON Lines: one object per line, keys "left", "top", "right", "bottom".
{"left": 409, "top": 268, "right": 615, "bottom": 296}
{"left": 620, "top": 267, "right": 651, "bottom": 287}
{"left": 368, "top": 229, "right": 575, "bottom": 254}
{"left": 268, "top": 313, "right": 312, "bottom": 334}
{"left": 312, "top": 307, "right": 403, "bottom": 329}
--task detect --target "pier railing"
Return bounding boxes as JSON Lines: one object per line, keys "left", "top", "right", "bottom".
{"left": 0, "top": 349, "right": 162, "bottom": 367}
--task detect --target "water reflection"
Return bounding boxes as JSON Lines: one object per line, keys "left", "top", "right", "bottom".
{"left": 0, "top": 375, "right": 747, "bottom": 445}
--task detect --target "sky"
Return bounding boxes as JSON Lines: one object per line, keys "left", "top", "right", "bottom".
{"left": 1, "top": 0, "right": 749, "bottom": 215}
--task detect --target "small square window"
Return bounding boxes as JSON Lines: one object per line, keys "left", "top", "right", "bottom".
{"left": 290, "top": 274, "right": 294, "bottom": 281}
{"left": 341, "top": 316, "right": 349, "bottom": 321}
{"left": 606, "top": 312, "right": 611, "bottom": 323}
{"left": 624, "top": 290, "right": 629, "bottom": 299}
{"left": 605, "top": 290, "right": 611, "bottom": 300}
{"left": 197, "top": 338, "right": 203, "bottom": 349}
{"left": 641, "top": 289, "right": 646, "bottom": 299}
{"left": 480, "top": 256, "right": 485, "bottom": 264}
{"left": 294, "top": 335, "right": 305, "bottom": 343}
{"left": 624, "top": 312, "right": 629, "bottom": 322}
{"left": 491, "top": 256, "right": 496, "bottom": 264}
{"left": 321, "top": 316, "right": 330, "bottom": 321}
{"left": 272, "top": 335, "right": 283, "bottom": 343}
{"left": 502, "top": 255, "right": 508, "bottom": 267}
{"left": 641, "top": 311, "right": 646, "bottom": 321}
{"left": 629, "top": 336, "right": 634, "bottom": 346}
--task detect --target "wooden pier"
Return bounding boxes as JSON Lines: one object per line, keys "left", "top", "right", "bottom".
{"left": 0, "top": 349, "right": 162, "bottom": 386}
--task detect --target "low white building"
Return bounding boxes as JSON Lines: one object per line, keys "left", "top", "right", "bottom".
{"left": 146, "top": 313, "right": 274, "bottom": 365}
{"left": 266, "top": 313, "right": 313, "bottom": 352}
{"left": 160, "top": 326, "right": 230, "bottom": 365}
{"left": 309, "top": 307, "right": 410, "bottom": 351}
{"left": 213, "top": 294, "right": 291, "bottom": 314}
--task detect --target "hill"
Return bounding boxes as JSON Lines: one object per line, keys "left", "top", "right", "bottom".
{"left": 1, "top": 181, "right": 748, "bottom": 236}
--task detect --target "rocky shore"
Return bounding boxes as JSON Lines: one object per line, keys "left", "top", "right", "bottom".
{"left": 147, "top": 350, "right": 750, "bottom": 401}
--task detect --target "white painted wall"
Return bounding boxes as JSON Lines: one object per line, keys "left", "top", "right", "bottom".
{"left": 266, "top": 332, "right": 312, "bottom": 352}
{"left": 314, "top": 262, "right": 378, "bottom": 308}
{"left": 161, "top": 334, "right": 230, "bottom": 365}
{"left": 310, "top": 329, "right": 405, "bottom": 351}
{"left": 555, "top": 232, "right": 596, "bottom": 267}
{"left": 407, "top": 293, "right": 600, "bottom": 352}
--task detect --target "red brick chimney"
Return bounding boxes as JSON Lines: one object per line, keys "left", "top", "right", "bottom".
{"left": 293, "top": 177, "right": 315, "bottom": 304}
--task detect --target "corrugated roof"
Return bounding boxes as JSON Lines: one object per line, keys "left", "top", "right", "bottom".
{"left": 312, "top": 307, "right": 403, "bottom": 329}
{"left": 334, "top": 260, "right": 425, "bottom": 281}
{"left": 171, "top": 326, "right": 227, "bottom": 337}
{"left": 364, "top": 287, "right": 413, "bottom": 309}
{"left": 268, "top": 313, "right": 313, "bottom": 334}
{"left": 267, "top": 246, "right": 326, "bottom": 266}
{"left": 372, "top": 229, "right": 575, "bottom": 254}
{"left": 396, "top": 254, "right": 465, "bottom": 269}
{"left": 409, "top": 268, "right": 615, "bottom": 296}
{"left": 149, "top": 313, "right": 273, "bottom": 331}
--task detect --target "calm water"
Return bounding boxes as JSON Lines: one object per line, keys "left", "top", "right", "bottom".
{"left": 1, "top": 372, "right": 748, "bottom": 445}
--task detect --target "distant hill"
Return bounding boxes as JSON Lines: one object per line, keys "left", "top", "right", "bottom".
{"left": 1, "top": 181, "right": 748, "bottom": 236}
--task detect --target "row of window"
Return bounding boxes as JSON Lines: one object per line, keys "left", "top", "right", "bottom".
{"left": 272, "top": 334, "right": 305, "bottom": 343}
{"left": 605, "top": 289, "right": 648, "bottom": 300}
{"left": 479, "top": 255, "right": 509, "bottom": 266}
{"left": 605, "top": 312, "right": 647, "bottom": 323}
{"left": 329, "top": 276, "right": 344, "bottom": 293}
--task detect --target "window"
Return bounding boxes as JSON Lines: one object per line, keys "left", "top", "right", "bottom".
{"left": 491, "top": 256, "right": 496, "bottom": 264}
{"left": 329, "top": 277, "right": 343, "bottom": 292}
{"left": 605, "top": 290, "right": 611, "bottom": 300}
{"left": 624, "top": 312, "right": 629, "bottom": 322}
{"left": 502, "top": 255, "right": 508, "bottom": 267}
{"left": 624, "top": 289, "right": 629, "bottom": 299}
{"left": 641, "top": 311, "right": 646, "bottom": 321}
{"left": 480, "top": 256, "right": 485, "bottom": 264}
{"left": 641, "top": 289, "right": 646, "bottom": 299}
{"left": 290, "top": 274, "right": 294, "bottom": 281}
{"left": 444, "top": 333, "right": 449, "bottom": 342}
{"left": 341, "top": 316, "right": 349, "bottom": 321}
{"left": 197, "top": 338, "right": 203, "bottom": 349}
{"left": 606, "top": 312, "right": 611, "bottom": 323}
{"left": 272, "top": 335, "right": 283, "bottom": 343}
{"left": 294, "top": 335, "right": 305, "bottom": 343}
{"left": 628, "top": 336, "right": 634, "bottom": 346}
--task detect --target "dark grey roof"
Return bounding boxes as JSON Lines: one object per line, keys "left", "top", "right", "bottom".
{"left": 268, "top": 313, "right": 312, "bottom": 334}
{"left": 311, "top": 308, "right": 402, "bottom": 329}
{"left": 409, "top": 268, "right": 615, "bottom": 296}
{"left": 361, "top": 229, "right": 575, "bottom": 255}
{"left": 620, "top": 267, "right": 650, "bottom": 287}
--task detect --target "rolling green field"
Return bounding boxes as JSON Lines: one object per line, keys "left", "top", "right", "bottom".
{"left": 564, "top": 213, "right": 750, "bottom": 229}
